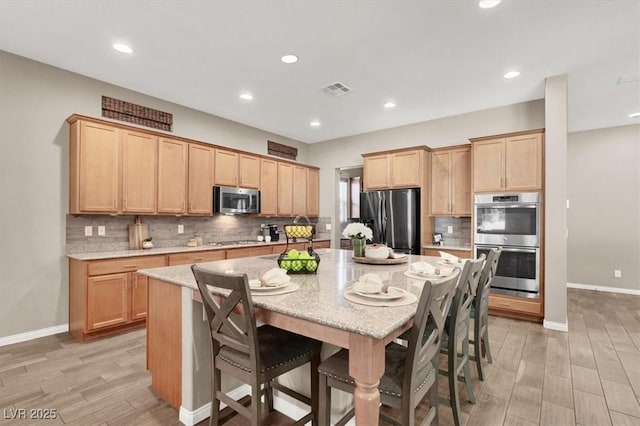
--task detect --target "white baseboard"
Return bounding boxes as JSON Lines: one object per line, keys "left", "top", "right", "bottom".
{"left": 0, "top": 324, "right": 69, "bottom": 347}
{"left": 543, "top": 319, "right": 568, "bottom": 332}
{"left": 179, "top": 384, "right": 323, "bottom": 426}
{"left": 567, "top": 282, "right": 640, "bottom": 296}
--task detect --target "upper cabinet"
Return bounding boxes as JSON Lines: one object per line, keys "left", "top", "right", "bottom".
{"left": 214, "top": 150, "right": 261, "bottom": 189}
{"left": 260, "top": 159, "right": 278, "bottom": 215}
{"left": 471, "top": 130, "right": 544, "bottom": 193}
{"left": 188, "top": 144, "right": 214, "bottom": 215}
{"left": 306, "top": 168, "right": 319, "bottom": 217}
{"left": 239, "top": 154, "right": 260, "bottom": 189}
{"left": 292, "top": 165, "right": 307, "bottom": 216}
{"left": 69, "top": 119, "right": 120, "bottom": 214}
{"left": 430, "top": 146, "right": 471, "bottom": 216}
{"left": 121, "top": 130, "right": 157, "bottom": 214}
{"left": 157, "top": 138, "right": 188, "bottom": 214}
{"left": 277, "top": 162, "right": 294, "bottom": 216}
{"left": 362, "top": 148, "right": 424, "bottom": 191}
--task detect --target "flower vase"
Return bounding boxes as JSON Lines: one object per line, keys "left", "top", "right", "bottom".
{"left": 352, "top": 237, "right": 366, "bottom": 257}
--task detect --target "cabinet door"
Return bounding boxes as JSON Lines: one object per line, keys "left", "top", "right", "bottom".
{"left": 306, "top": 168, "right": 319, "bottom": 217}
{"left": 226, "top": 246, "right": 273, "bottom": 259}
{"left": 167, "top": 250, "right": 226, "bottom": 266}
{"left": 122, "top": 130, "right": 157, "bottom": 213}
{"left": 451, "top": 148, "right": 471, "bottom": 216}
{"left": 158, "top": 138, "right": 188, "bottom": 214}
{"left": 130, "top": 273, "right": 148, "bottom": 321}
{"left": 260, "top": 159, "right": 278, "bottom": 215}
{"left": 391, "top": 150, "right": 421, "bottom": 187}
{"left": 505, "top": 133, "right": 543, "bottom": 191}
{"left": 214, "top": 149, "right": 238, "bottom": 186}
{"left": 362, "top": 155, "right": 390, "bottom": 190}
{"left": 277, "top": 163, "right": 293, "bottom": 216}
{"left": 77, "top": 121, "right": 119, "bottom": 213}
{"left": 430, "top": 151, "right": 451, "bottom": 215}
{"left": 188, "top": 144, "right": 214, "bottom": 214}
{"left": 239, "top": 154, "right": 260, "bottom": 189}
{"left": 292, "top": 166, "right": 307, "bottom": 215}
{"left": 473, "top": 138, "right": 505, "bottom": 192}
{"left": 87, "top": 273, "right": 129, "bottom": 330}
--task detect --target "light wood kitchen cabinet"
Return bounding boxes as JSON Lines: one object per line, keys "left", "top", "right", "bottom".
{"left": 430, "top": 147, "right": 471, "bottom": 216}
{"left": 121, "top": 130, "right": 157, "bottom": 214}
{"left": 489, "top": 294, "right": 542, "bottom": 322}
{"left": 260, "top": 159, "right": 278, "bottom": 215}
{"left": 239, "top": 154, "right": 260, "bottom": 188}
{"left": 214, "top": 149, "right": 238, "bottom": 186}
{"left": 307, "top": 168, "right": 319, "bottom": 217}
{"left": 188, "top": 144, "right": 214, "bottom": 214}
{"left": 362, "top": 148, "right": 424, "bottom": 190}
{"left": 277, "top": 162, "right": 294, "bottom": 216}
{"left": 69, "top": 255, "right": 166, "bottom": 341}
{"left": 226, "top": 245, "right": 273, "bottom": 259}
{"left": 292, "top": 165, "right": 307, "bottom": 215}
{"left": 421, "top": 248, "right": 472, "bottom": 259}
{"left": 69, "top": 119, "right": 120, "bottom": 213}
{"left": 167, "top": 250, "right": 226, "bottom": 266}
{"left": 472, "top": 130, "right": 544, "bottom": 193}
{"left": 158, "top": 138, "right": 188, "bottom": 214}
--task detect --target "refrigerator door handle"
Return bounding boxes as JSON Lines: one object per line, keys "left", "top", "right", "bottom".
{"left": 381, "top": 196, "right": 387, "bottom": 242}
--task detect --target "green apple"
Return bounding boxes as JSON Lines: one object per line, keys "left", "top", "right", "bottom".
{"left": 291, "top": 260, "right": 304, "bottom": 272}
{"left": 299, "top": 251, "right": 312, "bottom": 260}
{"left": 306, "top": 260, "right": 318, "bottom": 272}
{"left": 287, "top": 249, "right": 300, "bottom": 260}
{"left": 280, "top": 260, "right": 291, "bottom": 270}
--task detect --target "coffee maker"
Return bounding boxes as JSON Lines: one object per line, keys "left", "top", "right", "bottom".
{"left": 266, "top": 224, "right": 279, "bottom": 241}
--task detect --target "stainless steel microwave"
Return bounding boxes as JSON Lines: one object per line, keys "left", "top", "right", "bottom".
{"left": 213, "top": 186, "right": 260, "bottom": 214}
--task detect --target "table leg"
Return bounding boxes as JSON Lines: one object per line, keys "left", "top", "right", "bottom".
{"left": 348, "top": 334, "right": 385, "bottom": 426}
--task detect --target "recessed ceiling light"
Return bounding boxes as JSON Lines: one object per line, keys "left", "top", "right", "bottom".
{"left": 479, "top": 0, "right": 502, "bottom": 8}
{"left": 504, "top": 70, "right": 521, "bottom": 79}
{"left": 281, "top": 54, "right": 298, "bottom": 64}
{"left": 309, "top": 121, "right": 321, "bottom": 127}
{"left": 383, "top": 102, "right": 397, "bottom": 109}
{"left": 112, "top": 43, "right": 133, "bottom": 54}
{"left": 629, "top": 112, "right": 640, "bottom": 118}
{"left": 239, "top": 93, "right": 253, "bottom": 101}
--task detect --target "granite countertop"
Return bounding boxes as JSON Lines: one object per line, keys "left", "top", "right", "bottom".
{"left": 67, "top": 238, "right": 330, "bottom": 261}
{"left": 138, "top": 248, "right": 439, "bottom": 340}
{"left": 422, "top": 244, "right": 472, "bottom": 251}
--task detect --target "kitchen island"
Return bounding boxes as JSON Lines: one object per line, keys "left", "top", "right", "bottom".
{"left": 138, "top": 248, "right": 442, "bottom": 426}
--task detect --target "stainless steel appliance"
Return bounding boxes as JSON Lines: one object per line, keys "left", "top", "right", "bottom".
{"left": 266, "top": 224, "right": 279, "bottom": 242}
{"left": 360, "top": 188, "right": 420, "bottom": 254}
{"left": 214, "top": 186, "right": 260, "bottom": 214}
{"left": 474, "top": 192, "right": 541, "bottom": 298}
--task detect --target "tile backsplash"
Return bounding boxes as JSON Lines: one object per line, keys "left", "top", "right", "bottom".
{"left": 433, "top": 217, "right": 472, "bottom": 247}
{"left": 66, "top": 215, "right": 331, "bottom": 253}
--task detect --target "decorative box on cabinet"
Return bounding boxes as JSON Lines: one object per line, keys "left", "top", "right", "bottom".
{"left": 69, "top": 255, "right": 166, "bottom": 341}
{"left": 471, "top": 130, "right": 544, "bottom": 193}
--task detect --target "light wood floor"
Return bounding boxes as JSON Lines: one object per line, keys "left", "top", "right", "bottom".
{"left": 1, "top": 288, "right": 639, "bottom": 425}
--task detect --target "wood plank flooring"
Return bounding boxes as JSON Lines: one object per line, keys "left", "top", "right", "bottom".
{"left": 0, "top": 288, "right": 638, "bottom": 425}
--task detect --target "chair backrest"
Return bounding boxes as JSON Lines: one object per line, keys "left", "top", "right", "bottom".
{"left": 475, "top": 248, "right": 502, "bottom": 313}
{"left": 450, "top": 255, "right": 485, "bottom": 332}
{"left": 403, "top": 269, "right": 460, "bottom": 394}
{"left": 191, "top": 265, "right": 261, "bottom": 375}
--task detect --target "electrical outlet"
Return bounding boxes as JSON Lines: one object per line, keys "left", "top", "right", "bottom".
{"left": 614, "top": 270, "right": 622, "bottom": 278}
{"left": 178, "top": 224, "right": 184, "bottom": 234}
{"left": 447, "top": 226, "right": 453, "bottom": 234}
{"left": 325, "top": 223, "right": 332, "bottom": 231}
{"left": 84, "top": 226, "right": 92, "bottom": 236}
{"left": 98, "top": 226, "right": 106, "bottom": 236}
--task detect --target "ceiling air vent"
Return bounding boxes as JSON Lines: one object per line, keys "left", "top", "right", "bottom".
{"left": 321, "top": 82, "right": 353, "bottom": 97}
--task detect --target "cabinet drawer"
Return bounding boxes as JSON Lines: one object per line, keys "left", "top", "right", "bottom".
{"left": 167, "top": 250, "right": 226, "bottom": 266}
{"left": 489, "top": 294, "right": 541, "bottom": 315}
{"left": 422, "top": 248, "right": 472, "bottom": 259}
{"left": 88, "top": 255, "right": 166, "bottom": 276}
{"left": 226, "top": 246, "right": 273, "bottom": 259}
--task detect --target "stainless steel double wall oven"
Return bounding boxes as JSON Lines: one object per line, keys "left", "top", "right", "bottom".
{"left": 474, "top": 192, "right": 541, "bottom": 298}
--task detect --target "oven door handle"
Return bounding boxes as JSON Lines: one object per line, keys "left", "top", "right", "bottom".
{"left": 475, "top": 204, "right": 538, "bottom": 209}
{"left": 498, "top": 247, "right": 538, "bottom": 253}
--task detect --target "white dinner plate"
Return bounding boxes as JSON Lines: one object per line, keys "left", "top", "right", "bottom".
{"left": 248, "top": 279, "right": 290, "bottom": 291}
{"left": 404, "top": 270, "right": 451, "bottom": 280}
{"left": 437, "top": 260, "right": 461, "bottom": 267}
{"left": 353, "top": 286, "right": 405, "bottom": 300}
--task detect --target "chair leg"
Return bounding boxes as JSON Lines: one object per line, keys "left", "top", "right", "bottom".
{"left": 310, "top": 353, "right": 320, "bottom": 426}
{"left": 462, "top": 336, "right": 476, "bottom": 404}
{"left": 474, "top": 316, "right": 485, "bottom": 381}
{"left": 429, "top": 374, "right": 439, "bottom": 426}
{"left": 210, "top": 365, "right": 221, "bottom": 426}
{"left": 448, "top": 337, "right": 462, "bottom": 426}
{"left": 265, "top": 380, "right": 274, "bottom": 412}
{"left": 483, "top": 314, "right": 493, "bottom": 364}
{"left": 251, "top": 381, "right": 262, "bottom": 426}
{"left": 318, "top": 374, "right": 331, "bottom": 426}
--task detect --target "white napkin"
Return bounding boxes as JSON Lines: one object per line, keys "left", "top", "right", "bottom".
{"left": 353, "top": 273, "right": 383, "bottom": 294}
{"left": 389, "top": 251, "right": 408, "bottom": 259}
{"left": 439, "top": 251, "right": 459, "bottom": 263}
{"left": 410, "top": 262, "right": 436, "bottom": 275}
{"left": 258, "top": 268, "right": 290, "bottom": 287}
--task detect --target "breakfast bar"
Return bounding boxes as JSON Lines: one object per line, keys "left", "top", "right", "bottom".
{"left": 138, "top": 248, "right": 449, "bottom": 426}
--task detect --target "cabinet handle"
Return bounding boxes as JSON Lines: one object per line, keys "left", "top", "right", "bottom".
{"left": 189, "top": 202, "right": 193, "bottom": 211}
{"left": 124, "top": 198, "right": 127, "bottom": 208}
{"left": 113, "top": 198, "right": 117, "bottom": 208}
{"left": 193, "top": 257, "right": 203, "bottom": 261}
{"left": 505, "top": 177, "right": 508, "bottom": 188}
{"left": 124, "top": 264, "right": 137, "bottom": 269}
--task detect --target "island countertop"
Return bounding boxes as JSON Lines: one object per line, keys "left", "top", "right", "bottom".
{"left": 138, "top": 248, "right": 440, "bottom": 340}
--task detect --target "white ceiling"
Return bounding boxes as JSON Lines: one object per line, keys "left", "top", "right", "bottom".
{"left": 1, "top": 1, "right": 638, "bottom": 143}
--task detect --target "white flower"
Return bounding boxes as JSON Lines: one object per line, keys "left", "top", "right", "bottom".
{"left": 342, "top": 223, "right": 373, "bottom": 241}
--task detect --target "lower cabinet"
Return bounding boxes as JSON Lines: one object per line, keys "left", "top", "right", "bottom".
{"left": 70, "top": 255, "right": 166, "bottom": 341}
{"left": 488, "top": 294, "right": 543, "bottom": 323}
{"left": 421, "top": 248, "right": 472, "bottom": 259}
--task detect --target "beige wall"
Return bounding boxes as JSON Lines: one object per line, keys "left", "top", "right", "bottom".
{"left": 0, "top": 51, "right": 308, "bottom": 338}
{"left": 567, "top": 124, "right": 640, "bottom": 291}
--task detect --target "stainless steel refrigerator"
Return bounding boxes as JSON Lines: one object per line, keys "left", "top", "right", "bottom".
{"left": 359, "top": 188, "right": 420, "bottom": 254}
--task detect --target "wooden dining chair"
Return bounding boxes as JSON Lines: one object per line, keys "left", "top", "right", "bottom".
{"left": 439, "top": 255, "right": 484, "bottom": 426}
{"left": 191, "top": 265, "right": 322, "bottom": 426}
{"left": 317, "top": 270, "right": 460, "bottom": 426}
{"left": 470, "top": 248, "right": 501, "bottom": 380}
